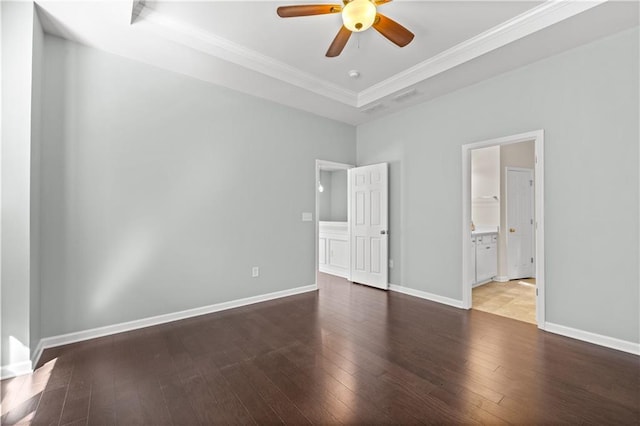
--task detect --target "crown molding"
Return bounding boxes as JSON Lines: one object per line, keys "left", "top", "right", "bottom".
{"left": 137, "top": 9, "right": 358, "bottom": 106}
{"left": 357, "top": 0, "right": 607, "bottom": 107}
{"left": 135, "top": 1, "right": 606, "bottom": 110}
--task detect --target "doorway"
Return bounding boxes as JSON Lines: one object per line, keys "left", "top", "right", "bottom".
{"left": 315, "top": 160, "right": 389, "bottom": 290}
{"left": 315, "top": 160, "right": 354, "bottom": 286}
{"left": 461, "top": 130, "right": 545, "bottom": 328}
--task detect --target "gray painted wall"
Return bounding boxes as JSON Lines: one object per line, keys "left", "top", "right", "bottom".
{"left": 1, "top": 1, "right": 37, "bottom": 371}
{"left": 40, "top": 36, "right": 356, "bottom": 337}
{"left": 357, "top": 28, "right": 639, "bottom": 343}
{"left": 318, "top": 170, "right": 333, "bottom": 221}
{"left": 2, "top": 16, "right": 637, "bottom": 374}
{"left": 318, "top": 170, "right": 348, "bottom": 222}
{"left": 330, "top": 170, "right": 348, "bottom": 222}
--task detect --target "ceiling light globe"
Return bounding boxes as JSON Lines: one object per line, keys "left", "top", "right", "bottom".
{"left": 342, "top": 0, "right": 376, "bottom": 32}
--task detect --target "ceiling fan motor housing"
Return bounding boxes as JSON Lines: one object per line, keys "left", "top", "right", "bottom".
{"left": 276, "top": 0, "right": 414, "bottom": 57}
{"left": 342, "top": 0, "right": 377, "bottom": 32}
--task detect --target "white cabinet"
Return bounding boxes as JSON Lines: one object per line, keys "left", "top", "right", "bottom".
{"left": 319, "top": 221, "right": 349, "bottom": 279}
{"left": 472, "top": 233, "right": 497, "bottom": 286}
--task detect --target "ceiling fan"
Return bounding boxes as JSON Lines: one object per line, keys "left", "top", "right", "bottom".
{"left": 277, "top": 0, "right": 414, "bottom": 57}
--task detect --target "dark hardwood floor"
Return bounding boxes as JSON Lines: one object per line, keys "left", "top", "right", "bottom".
{"left": 2, "top": 272, "right": 639, "bottom": 425}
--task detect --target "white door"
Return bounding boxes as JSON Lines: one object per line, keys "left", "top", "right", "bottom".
{"left": 506, "top": 167, "right": 535, "bottom": 279}
{"left": 349, "top": 163, "right": 388, "bottom": 289}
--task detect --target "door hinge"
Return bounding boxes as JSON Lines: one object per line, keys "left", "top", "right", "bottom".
{"left": 530, "top": 219, "right": 533, "bottom": 225}
{"left": 531, "top": 257, "right": 534, "bottom": 263}
{"left": 530, "top": 180, "right": 533, "bottom": 186}
{"left": 536, "top": 288, "right": 538, "bottom": 296}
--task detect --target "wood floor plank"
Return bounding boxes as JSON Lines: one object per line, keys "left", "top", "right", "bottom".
{"left": 4, "top": 272, "right": 638, "bottom": 424}
{"left": 160, "top": 377, "right": 201, "bottom": 425}
{"left": 219, "top": 363, "right": 284, "bottom": 424}
{"left": 238, "top": 360, "right": 311, "bottom": 425}
{"left": 30, "top": 388, "right": 67, "bottom": 426}
{"left": 253, "top": 353, "right": 342, "bottom": 424}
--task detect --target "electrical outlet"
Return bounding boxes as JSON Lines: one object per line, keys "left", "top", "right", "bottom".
{"left": 252, "top": 266, "right": 259, "bottom": 277}
{"left": 389, "top": 259, "right": 394, "bottom": 268}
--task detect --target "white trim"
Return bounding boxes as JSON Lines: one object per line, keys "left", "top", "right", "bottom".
{"left": 461, "top": 130, "right": 545, "bottom": 330}
{"left": 545, "top": 322, "right": 640, "bottom": 356}
{"left": 494, "top": 275, "right": 510, "bottom": 283}
{"left": 534, "top": 137, "right": 545, "bottom": 328}
{"left": 31, "top": 340, "right": 45, "bottom": 370}
{"left": 32, "top": 284, "right": 317, "bottom": 361}
{"left": 1, "top": 361, "right": 33, "bottom": 380}
{"left": 389, "top": 284, "right": 465, "bottom": 309}
{"left": 138, "top": 11, "right": 357, "bottom": 106}
{"left": 135, "top": 1, "right": 603, "bottom": 109}
{"left": 357, "top": 1, "right": 606, "bottom": 106}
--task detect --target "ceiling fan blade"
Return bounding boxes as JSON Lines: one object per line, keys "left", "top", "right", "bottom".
{"left": 373, "top": 13, "right": 414, "bottom": 47}
{"left": 277, "top": 4, "right": 342, "bottom": 17}
{"left": 374, "top": 0, "right": 392, "bottom": 5}
{"left": 326, "top": 26, "right": 352, "bottom": 57}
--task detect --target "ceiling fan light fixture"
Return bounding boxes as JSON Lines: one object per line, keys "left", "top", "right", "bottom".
{"left": 342, "top": 0, "right": 376, "bottom": 32}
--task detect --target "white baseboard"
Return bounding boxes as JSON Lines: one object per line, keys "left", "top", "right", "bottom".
{"left": 19, "top": 284, "right": 317, "bottom": 377}
{"left": 1, "top": 360, "right": 33, "bottom": 380}
{"left": 31, "top": 340, "right": 45, "bottom": 369}
{"left": 494, "top": 276, "right": 509, "bottom": 282}
{"left": 389, "top": 284, "right": 465, "bottom": 309}
{"left": 545, "top": 322, "right": 640, "bottom": 356}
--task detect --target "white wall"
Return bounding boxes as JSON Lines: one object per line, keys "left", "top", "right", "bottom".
{"left": 498, "top": 140, "right": 535, "bottom": 278}
{"left": 471, "top": 146, "right": 500, "bottom": 227}
{"left": 357, "top": 27, "right": 639, "bottom": 344}
{"left": 39, "top": 36, "right": 356, "bottom": 338}
{"left": 1, "top": 1, "right": 41, "bottom": 375}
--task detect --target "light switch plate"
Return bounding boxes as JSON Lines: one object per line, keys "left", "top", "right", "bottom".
{"left": 302, "top": 212, "right": 312, "bottom": 222}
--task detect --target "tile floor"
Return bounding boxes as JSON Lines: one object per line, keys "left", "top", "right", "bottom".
{"left": 472, "top": 278, "right": 536, "bottom": 324}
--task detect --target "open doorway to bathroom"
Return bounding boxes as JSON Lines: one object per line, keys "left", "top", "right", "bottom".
{"left": 315, "top": 160, "right": 354, "bottom": 286}
{"left": 462, "top": 131, "right": 545, "bottom": 328}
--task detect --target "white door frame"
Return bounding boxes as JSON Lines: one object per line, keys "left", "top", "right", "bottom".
{"left": 461, "top": 130, "right": 546, "bottom": 328}
{"left": 505, "top": 166, "right": 535, "bottom": 280}
{"left": 315, "top": 160, "right": 354, "bottom": 286}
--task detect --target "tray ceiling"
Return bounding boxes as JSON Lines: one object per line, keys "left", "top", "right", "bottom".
{"left": 36, "top": 0, "right": 639, "bottom": 124}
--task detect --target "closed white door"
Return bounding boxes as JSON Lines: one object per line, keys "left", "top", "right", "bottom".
{"left": 506, "top": 167, "right": 535, "bottom": 279}
{"left": 349, "top": 163, "right": 388, "bottom": 289}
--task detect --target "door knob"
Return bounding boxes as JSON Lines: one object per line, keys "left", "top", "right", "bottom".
{"left": 380, "top": 230, "right": 387, "bottom": 235}
{"left": 509, "top": 228, "right": 516, "bottom": 233}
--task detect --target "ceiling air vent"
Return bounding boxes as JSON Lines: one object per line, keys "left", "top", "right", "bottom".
{"left": 361, "top": 103, "right": 385, "bottom": 114}
{"left": 393, "top": 88, "right": 418, "bottom": 102}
